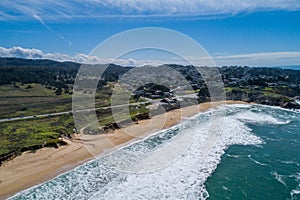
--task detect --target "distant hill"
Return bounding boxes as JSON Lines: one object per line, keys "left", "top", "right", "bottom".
{"left": 1, "top": 57, "right": 300, "bottom": 107}
{"left": 0, "top": 57, "right": 131, "bottom": 90}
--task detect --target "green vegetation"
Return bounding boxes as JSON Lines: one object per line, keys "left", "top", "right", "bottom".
{"left": 0, "top": 82, "right": 73, "bottom": 118}
{"left": 225, "top": 87, "right": 251, "bottom": 93}
{"left": 184, "top": 89, "right": 200, "bottom": 94}
{"left": 1, "top": 57, "right": 300, "bottom": 163}
{"left": 0, "top": 80, "right": 148, "bottom": 161}
{"left": 0, "top": 83, "right": 61, "bottom": 97}
{"left": 0, "top": 114, "right": 74, "bottom": 156}
{"left": 94, "top": 104, "right": 148, "bottom": 129}
{"left": 224, "top": 86, "right": 297, "bottom": 106}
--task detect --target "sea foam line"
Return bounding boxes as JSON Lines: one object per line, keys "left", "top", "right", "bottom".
{"left": 11, "top": 104, "right": 290, "bottom": 200}
{"left": 248, "top": 155, "right": 268, "bottom": 166}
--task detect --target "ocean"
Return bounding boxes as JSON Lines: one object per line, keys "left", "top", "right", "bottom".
{"left": 261, "top": 66, "right": 300, "bottom": 70}
{"left": 280, "top": 66, "right": 300, "bottom": 70}
{"left": 10, "top": 104, "right": 300, "bottom": 200}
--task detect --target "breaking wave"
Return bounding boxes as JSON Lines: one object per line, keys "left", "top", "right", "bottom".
{"left": 10, "top": 104, "right": 291, "bottom": 200}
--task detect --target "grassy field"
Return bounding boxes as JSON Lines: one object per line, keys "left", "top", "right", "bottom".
{"left": 0, "top": 83, "right": 72, "bottom": 118}
{"left": 0, "top": 82, "right": 149, "bottom": 161}
{"left": 0, "top": 83, "right": 67, "bottom": 97}
{"left": 0, "top": 83, "right": 117, "bottom": 118}
{"left": 0, "top": 114, "right": 74, "bottom": 156}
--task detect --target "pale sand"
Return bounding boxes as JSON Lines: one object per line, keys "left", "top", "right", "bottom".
{"left": 0, "top": 101, "right": 248, "bottom": 199}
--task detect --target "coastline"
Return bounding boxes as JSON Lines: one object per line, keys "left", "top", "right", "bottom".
{"left": 0, "top": 100, "right": 248, "bottom": 199}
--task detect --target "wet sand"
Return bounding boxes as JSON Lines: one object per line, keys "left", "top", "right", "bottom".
{"left": 0, "top": 101, "right": 248, "bottom": 199}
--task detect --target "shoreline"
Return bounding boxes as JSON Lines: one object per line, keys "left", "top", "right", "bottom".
{"left": 0, "top": 100, "right": 248, "bottom": 199}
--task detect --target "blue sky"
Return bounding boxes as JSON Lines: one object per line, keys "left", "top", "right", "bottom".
{"left": 0, "top": 0, "right": 300, "bottom": 66}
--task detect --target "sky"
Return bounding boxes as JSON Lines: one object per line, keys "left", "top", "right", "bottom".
{"left": 0, "top": 0, "right": 300, "bottom": 67}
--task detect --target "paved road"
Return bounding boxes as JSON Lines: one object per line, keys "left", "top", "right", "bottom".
{"left": 0, "top": 101, "right": 155, "bottom": 123}
{"left": 0, "top": 94, "right": 197, "bottom": 123}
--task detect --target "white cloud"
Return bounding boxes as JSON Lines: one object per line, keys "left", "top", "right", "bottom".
{"left": 0, "top": 0, "right": 299, "bottom": 20}
{"left": 0, "top": 46, "right": 166, "bottom": 66}
{"left": 0, "top": 47, "right": 44, "bottom": 59}
{"left": 0, "top": 46, "right": 94, "bottom": 63}
{"left": 1, "top": 46, "right": 300, "bottom": 67}
{"left": 213, "top": 52, "right": 300, "bottom": 66}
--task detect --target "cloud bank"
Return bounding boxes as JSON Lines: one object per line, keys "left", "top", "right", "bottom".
{"left": 0, "top": 0, "right": 300, "bottom": 20}
{"left": 1, "top": 46, "right": 300, "bottom": 67}
{"left": 213, "top": 52, "right": 300, "bottom": 66}
{"left": 0, "top": 46, "right": 164, "bottom": 66}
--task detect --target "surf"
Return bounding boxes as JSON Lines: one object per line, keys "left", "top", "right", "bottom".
{"left": 10, "top": 104, "right": 297, "bottom": 200}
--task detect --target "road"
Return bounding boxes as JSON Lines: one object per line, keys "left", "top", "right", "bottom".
{"left": 0, "top": 94, "right": 197, "bottom": 123}
{"left": 0, "top": 101, "right": 152, "bottom": 123}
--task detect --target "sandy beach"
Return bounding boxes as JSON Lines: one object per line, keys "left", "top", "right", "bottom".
{"left": 0, "top": 101, "right": 248, "bottom": 199}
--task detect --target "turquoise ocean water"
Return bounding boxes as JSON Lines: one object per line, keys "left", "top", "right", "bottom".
{"left": 10, "top": 104, "right": 300, "bottom": 200}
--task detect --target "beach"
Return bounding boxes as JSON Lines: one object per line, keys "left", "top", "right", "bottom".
{"left": 0, "top": 100, "right": 247, "bottom": 199}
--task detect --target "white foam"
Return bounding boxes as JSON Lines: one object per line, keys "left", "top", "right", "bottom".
{"left": 226, "top": 154, "right": 240, "bottom": 158}
{"left": 222, "top": 186, "right": 230, "bottom": 191}
{"left": 290, "top": 173, "right": 300, "bottom": 200}
{"left": 88, "top": 113, "right": 263, "bottom": 200}
{"left": 248, "top": 155, "right": 267, "bottom": 166}
{"left": 280, "top": 160, "right": 300, "bottom": 167}
{"left": 234, "top": 110, "right": 289, "bottom": 125}
{"left": 271, "top": 171, "right": 287, "bottom": 188}
{"left": 11, "top": 105, "right": 272, "bottom": 200}
{"left": 223, "top": 104, "right": 252, "bottom": 109}
{"left": 256, "top": 103, "right": 300, "bottom": 115}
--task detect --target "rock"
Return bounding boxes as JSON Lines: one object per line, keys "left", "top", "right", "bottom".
{"left": 135, "top": 113, "right": 150, "bottom": 120}
{"left": 281, "top": 101, "right": 300, "bottom": 109}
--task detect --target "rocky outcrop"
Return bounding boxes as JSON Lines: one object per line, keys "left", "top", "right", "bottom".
{"left": 281, "top": 101, "right": 300, "bottom": 109}
{"left": 98, "top": 112, "right": 151, "bottom": 134}
{"left": 134, "top": 112, "right": 150, "bottom": 120}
